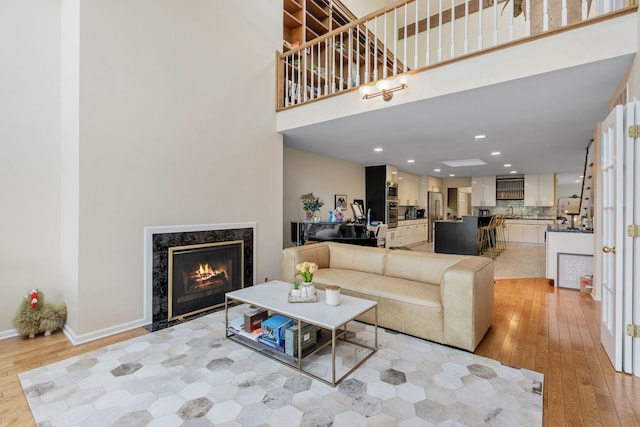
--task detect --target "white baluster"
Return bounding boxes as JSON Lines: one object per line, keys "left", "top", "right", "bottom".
{"left": 310, "top": 45, "right": 314, "bottom": 100}
{"left": 403, "top": 4, "right": 407, "bottom": 73}
{"left": 374, "top": 17, "right": 378, "bottom": 81}
{"left": 393, "top": 8, "right": 398, "bottom": 75}
{"left": 464, "top": 0, "right": 469, "bottom": 54}
{"left": 525, "top": 0, "right": 531, "bottom": 36}
{"left": 437, "top": 0, "right": 442, "bottom": 62}
{"left": 317, "top": 42, "right": 321, "bottom": 97}
{"left": 543, "top": 0, "right": 549, "bottom": 31}
{"left": 562, "top": 0, "right": 568, "bottom": 26}
{"left": 365, "top": 20, "right": 370, "bottom": 84}
{"left": 478, "top": 0, "right": 483, "bottom": 49}
{"left": 493, "top": 0, "right": 498, "bottom": 45}
{"left": 414, "top": 0, "right": 419, "bottom": 69}
{"left": 509, "top": 0, "right": 514, "bottom": 41}
{"left": 450, "top": 0, "right": 455, "bottom": 58}
{"left": 426, "top": 0, "right": 431, "bottom": 66}
{"left": 581, "top": 0, "right": 588, "bottom": 21}
{"left": 383, "top": 11, "right": 388, "bottom": 79}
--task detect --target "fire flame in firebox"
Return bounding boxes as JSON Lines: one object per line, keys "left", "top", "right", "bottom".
{"left": 188, "top": 263, "right": 229, "bottom": 291}
{"left": 197, "top": 263, "right": 215, "bottom": 278}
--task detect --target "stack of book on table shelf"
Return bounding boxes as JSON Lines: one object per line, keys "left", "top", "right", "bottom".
{"left": 228, "top": 310, "right": 320, "bottom": 358}
{"left": 227, "top": 315, "right": 262, "bottom": 342}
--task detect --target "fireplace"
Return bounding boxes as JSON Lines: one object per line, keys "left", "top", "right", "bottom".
{"left": 168, "top": 241, "right": 243, "bottom": 320}
{"left": 144, "top": 223, "right": 255, "bottom": 331}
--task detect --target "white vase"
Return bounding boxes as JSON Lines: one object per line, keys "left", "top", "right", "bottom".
{"left": 301, "top": 281, "right": 316, "bottom": 300}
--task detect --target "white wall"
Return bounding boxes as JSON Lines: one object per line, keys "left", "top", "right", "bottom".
{"left": 283, "top": 147, "right": 365, "bottom": 247}
{"left": 0, "top": 1, "right": 283, "bottom": 340}
{"left": 0, "top": 1, "right": 62, "bottom": 335}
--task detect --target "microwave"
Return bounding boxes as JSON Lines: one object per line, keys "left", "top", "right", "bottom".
{"left": 387, "top": 182, "right": 398, "bottom": 200}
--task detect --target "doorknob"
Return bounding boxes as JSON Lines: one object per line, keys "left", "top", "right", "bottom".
{"left": 602, "top": 246, "right": 616, "bottom": 254}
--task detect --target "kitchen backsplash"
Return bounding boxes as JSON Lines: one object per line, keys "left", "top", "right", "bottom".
{"left": 473, "top": 200, "right": 555, "bottom": 218}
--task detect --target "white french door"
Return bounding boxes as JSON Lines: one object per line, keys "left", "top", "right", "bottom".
{"left": 599, "top": 105, "right": 624, "bottom": 372}
{"left": 600, "top": 101, "right": 639, "bottom": 374}
{"left": 629, "top": 101, "right": 640, "bottom": 376}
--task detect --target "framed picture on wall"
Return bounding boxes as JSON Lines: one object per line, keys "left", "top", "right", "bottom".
{"left": 335, "top": 194, "right": 348, "bottom": 210}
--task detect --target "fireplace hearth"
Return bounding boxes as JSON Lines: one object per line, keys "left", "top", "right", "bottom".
{"left": 144, "top": 223, "right": 255, "bottom": 331}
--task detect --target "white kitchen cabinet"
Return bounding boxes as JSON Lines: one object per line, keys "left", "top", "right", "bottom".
{"left": 388, "top": 220, "right": 428, "bottom": 248}
{"left": 505, "top": 219, "right": 553, "bottom": 245}
{"left": 386, "top": 165, "right": 398, "bottom": 183}
{"left": 398, "top": 172, "right": 419, "bottom": 205}
{"left": 471, "top": 176, "right": 496, "bottom": 206}
{"left": 524, "top": 174, "right": 555, "bottom": 206}
{"left": 505, "top": 221, "right": 524, "bottom": 243}
{"left": 522, "top": 224, "right": 539, "bottom": 243}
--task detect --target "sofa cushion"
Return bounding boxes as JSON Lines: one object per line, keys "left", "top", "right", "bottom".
{"left": 327, "top": 243, "right": 387, "bottom": 275}
{"left": 384, "top": 250, "right": 469, "bottom": 284}
{"left": 353, "top": 275, "right": 442, "bottom": 309}
{"left": 314, "top": 268, "right": 441, "bottom": 310}
{"left": 312, "top": 268, "right": 378, "bottom": 289}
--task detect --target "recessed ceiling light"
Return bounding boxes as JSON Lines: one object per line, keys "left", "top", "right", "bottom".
{"left": 510, "top": 170, "right": 518, "bottom": 174}
{"left": 374, "top": 147, "right": 383, "bottom": 152}
{"left": 449, "top": 174, "right": 455, "bottom": 177}
{"left": 407, "top": 159, "right": 415, "bottom": 163}
{"left": 579, "top": 175, "right": 584, "bottom": 178}
{"left": 491, "top": 152, "right": 501, "bottom": 156}
{"left": 434, "top": 168, "right": 441, "bottom": 172}
{"left": 441, "top": 159, "right": 486, "bottom": 167}
{"left": 504, "top": 164, "right": 511, "bottom": 167}
{"left": 576, "top": 179, "right": 581, "bottom": 183}
{"left": 399, "top": 177, "right": 404, "bottom": 180}
{"left": 474, "top": 135, "right": 486, "bottom": 142}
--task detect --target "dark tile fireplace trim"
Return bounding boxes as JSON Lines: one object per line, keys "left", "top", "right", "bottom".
{"left": 143, "top": 223, "right": 256, "bottom": 330}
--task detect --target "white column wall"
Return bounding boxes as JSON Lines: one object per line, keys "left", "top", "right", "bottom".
{"left": 0, "top": 1, "right": 62, "bottom": 335}
{"left": 0, "top": 1, "right": 283, "bottom": 340}
{"left": 69, "top": 0, "right": 283, "bottom": 339}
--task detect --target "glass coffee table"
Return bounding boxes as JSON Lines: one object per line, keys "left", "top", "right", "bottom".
{"left": 225, "top": 280, "right": 377, "bottom": 386}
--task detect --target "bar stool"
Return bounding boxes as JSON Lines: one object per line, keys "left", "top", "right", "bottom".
{"left": 494, "top": 215, "right": 506, "bottom": 254}
{"left": 478, "top": 215, "right": 499, "bottom": 259}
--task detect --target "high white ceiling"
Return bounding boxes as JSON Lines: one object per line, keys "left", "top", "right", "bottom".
{"left": 282, "top": 54, "right": 634, "bottom": 184}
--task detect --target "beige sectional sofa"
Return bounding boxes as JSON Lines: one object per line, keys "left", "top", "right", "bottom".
{"left": 282, "top": 242, "right": 494, "bottom": 352}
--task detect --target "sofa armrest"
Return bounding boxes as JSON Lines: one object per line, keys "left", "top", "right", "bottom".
{"left": 281, "top": 243, "right": 331, "bottom": 284}
{"left": 440, "top": 257, "right": 494, "bottom": 351}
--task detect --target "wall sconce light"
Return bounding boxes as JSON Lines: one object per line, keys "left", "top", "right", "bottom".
{"left": 359, "top": 75, "right": 409, "bottom": 101}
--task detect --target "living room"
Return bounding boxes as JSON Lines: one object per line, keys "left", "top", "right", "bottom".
{"left": 2, "top": 1, "right": 640, "bottom": 425}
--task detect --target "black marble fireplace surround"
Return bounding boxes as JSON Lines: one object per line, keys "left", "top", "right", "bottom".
{"left": 148, "top": 227, "right": 253, "bottom": 331}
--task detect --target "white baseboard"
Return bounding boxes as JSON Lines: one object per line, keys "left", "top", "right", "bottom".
{"left": 1, "top": 318, "right": 148, "bottom": 345}
{"left": 63, "top": 318, "right": 149, "bottom": 346}
{"left": 0, "top": 329, "right": 19, "bottom": 340}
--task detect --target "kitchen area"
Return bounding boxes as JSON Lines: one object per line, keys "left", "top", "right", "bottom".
{"left": 363, "top": 165, "right": 595, "bottom": 291}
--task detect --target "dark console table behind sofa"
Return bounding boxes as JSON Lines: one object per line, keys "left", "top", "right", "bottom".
{"left": 290, "top": 222, "right": 378, "bottom": 247}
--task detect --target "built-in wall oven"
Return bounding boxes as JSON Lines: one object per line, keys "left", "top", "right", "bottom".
{"left": 387, "top": 201, "right": 398, "bottom": 228}
{"left": 387, "top": 182, "right": 398, "bottom": 200}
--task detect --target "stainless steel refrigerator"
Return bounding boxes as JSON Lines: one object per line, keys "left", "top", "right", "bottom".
{"left": 427, "top": 192, "right": 443, "bottom": 242}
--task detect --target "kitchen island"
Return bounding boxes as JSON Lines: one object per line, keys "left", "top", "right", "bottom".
{"left": 433, "top": 216, "right": 492, "bottom": 255}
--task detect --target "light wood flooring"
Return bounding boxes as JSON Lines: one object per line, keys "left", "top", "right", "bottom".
{"left": 2, "top": 279, "right": 639, "bottom": 426}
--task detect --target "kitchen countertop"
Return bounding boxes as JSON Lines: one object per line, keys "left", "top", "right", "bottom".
{"left": 504, "top": 216, "right": 555, "bottom": 220}
{"left": 547, "top": 225, "right": 593, "bottom": 233}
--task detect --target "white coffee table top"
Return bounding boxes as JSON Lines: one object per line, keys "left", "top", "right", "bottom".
{"left": 225, "top": 281, "right": 376, "bottom": 330}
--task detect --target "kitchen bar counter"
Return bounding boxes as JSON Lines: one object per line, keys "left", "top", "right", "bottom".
{"left": 546, "top": 227, "right": 594, "bottom": 291}
{"left": 546, "top": 225, "right": 593, "bottom": 233}
{"left": 433, "top": 216, "right": 491, "bottom": 255}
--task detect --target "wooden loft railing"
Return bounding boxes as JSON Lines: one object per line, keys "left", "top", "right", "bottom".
{"left": 276, "top": 0, "right": 637, "bottom": 111}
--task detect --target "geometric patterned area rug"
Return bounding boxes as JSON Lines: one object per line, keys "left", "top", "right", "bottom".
{"left": 19, "top": 305, "right": 543, "bottom": 427}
